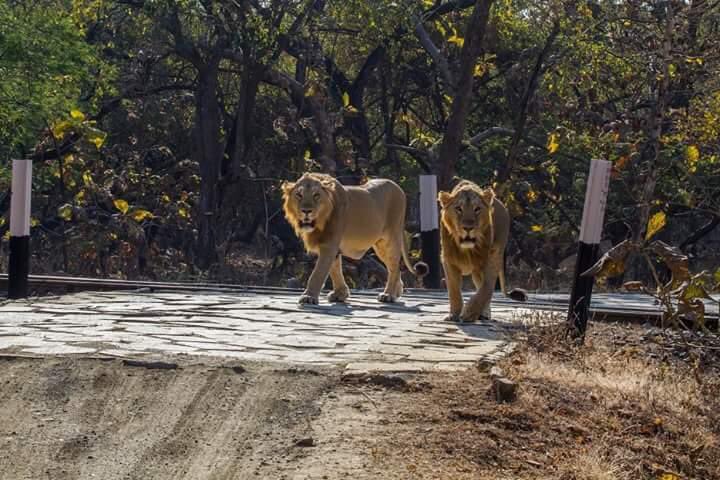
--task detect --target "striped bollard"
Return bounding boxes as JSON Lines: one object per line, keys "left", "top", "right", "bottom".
{"left": 567, "top": 159, "right": 611, "bottom": 337}
{"left": 8, "top": 159, "right": 32, "bottom": 299}
{"left": 419, "top": 175, "right": 441, "bottom": 289}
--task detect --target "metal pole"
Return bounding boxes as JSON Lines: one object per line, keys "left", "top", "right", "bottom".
{"left": 8, "top": 159, "right": 32, "bottom": 299}
{"left": 419, "top": 175, "right": 441, "bottom": 289}
{"left": 567, "top": 159, "right": 611, "bottom": 337}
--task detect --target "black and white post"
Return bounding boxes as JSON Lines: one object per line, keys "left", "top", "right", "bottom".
{"left": 419, "top": 174, "right": 441, "bottom": 289}
{"left": 8, "top": 159, "right": 32, "bottom": 299}
{"left": 567, "top": 159, "right": 611, "bottom": 337}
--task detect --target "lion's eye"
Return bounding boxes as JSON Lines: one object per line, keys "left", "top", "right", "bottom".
{"left": 295, "top": 191, "right": 303, "bottom": 199}
{"left": 474, "top": 206, "right": 482, "bottom": 213}
{"left": 455, "top": 206, "right": 463, "bottom": 213}
{"left": 313, "top": 192, "right": 320, "bottom": 200}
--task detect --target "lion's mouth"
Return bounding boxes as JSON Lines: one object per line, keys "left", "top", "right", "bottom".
{"left": 460, "top": 235, "right": 475, "bottom": 249}
{"left": 300, "top": 219, "right": 316, "bottom": 231}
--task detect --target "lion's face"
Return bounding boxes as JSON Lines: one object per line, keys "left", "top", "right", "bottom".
{"left": 438, "top": 186, "right": 494, "bottom": 250}
{"left": 281, "top": 174, "right": 336, "bottom": 234}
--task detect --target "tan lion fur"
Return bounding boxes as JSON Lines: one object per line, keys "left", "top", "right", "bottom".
{"left": 438, "top": 179, "right": 527, "bottom": 322}
{"left": 282, "top": 173, "right": 427, "bottom": 305}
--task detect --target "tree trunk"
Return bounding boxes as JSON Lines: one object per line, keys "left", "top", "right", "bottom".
{"left": 195, "top": 59, "right": 223, "bottom": 269}
{"left": 229, "top": 63, "right": 261, "bottom": 179}
{"left": 435, "top": 0, "right": 494, "bottom": 191}
{"left": 632, "top": 5, "right": 674, "bottom": 243}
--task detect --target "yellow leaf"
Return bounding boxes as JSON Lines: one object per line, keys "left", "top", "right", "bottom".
{"left": 161, "top": 194, "right": 171, "bottom": 203}
{"left": 434, "top": 21, "right": 446, "bottom": 37}
{"left": 70, "top": 109, "right": 85, "bottom": 121}
{"left": 526, "top": 189, "right": 538, "bottom": 203}
{"left": 3, "top": 231, "right": 9, "bottom": 241}
{"left": 113, "top": 199, "right": 129, "bottom": 214}
{"left": 448, "top": 35, "right": 464, "bottom": 47}
{"left": 0, "top": 217, "right": 4, "bottom": 227}
{"left": 89, "top": 133, "right": 106, "bottom": 149}
{"left": 58, "top": 204, "right": 73, "bottom": 221}
{"left": 342, "top": 92, "right": 350, "bottom": 107}
{"left": 131, "top": 209, "right": 153, "bottom": 222}
{"left": 686, "top": 145, "right": 699, "bottom": 173}
{"left": 443, "top": 94, "right": 452, "bottom": 105}
{"left": 304, "top": 150, "right": 311, "bottom": 160}
{"left": 473, "top": 63, "right": 486, "bottom": 77}
{"left": 531, "top": 225, "right": 543, "bottom": 232}
{"left": 547, "top": 133, "right": 560, "bottom": 154}
{"left": 304, "top": 84, "right": 316, "bottom": 97}
{"left": 75, "top": 190, "right": 86, "bottom": 203}
{"left": 659, "top": 473, "right": 680, "bottom": 480}
{"left": 178, "top": 207, "right": 189, "bottom": 218}
{"left": 52, "top": 120, "right": 73, "bottom": 138}
{"left": 30, "top": 218, "right": 40, "bottom": 227}
{"left": 82, "top": 171, "right": 93, "bottom": 186}
{"left": 645, "top": 211, "right": 666, "bottom": 241}
{"left": 109, "top": 232, "right": 118, "bottom": 240}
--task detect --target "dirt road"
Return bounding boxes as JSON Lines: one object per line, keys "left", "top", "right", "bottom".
{"left": 0, "top": 356, "right": 361, "bottom": 479}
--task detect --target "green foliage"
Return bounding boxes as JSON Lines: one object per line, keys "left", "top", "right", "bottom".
{"left": 0, "top": 2, "right": 107, "bottom": 161}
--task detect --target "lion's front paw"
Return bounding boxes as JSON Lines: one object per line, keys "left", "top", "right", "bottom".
{"left": 443, "top": 313, "right": 461, "bottom": 323}
{"left": 327, "top": 289, "right": 350, "bottom": 303}
{"left": 459, "top": 307, "right": 482, "bottom": 323}
{"left": 298, "top": 294, "right": 319, "bottom": 305}
{"left": 377, "top": 292, "right": 397, "bottom": 303}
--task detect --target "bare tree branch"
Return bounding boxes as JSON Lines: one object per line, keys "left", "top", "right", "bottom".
{"left": 413, "top": 19, "right": 454, "bottom": 89}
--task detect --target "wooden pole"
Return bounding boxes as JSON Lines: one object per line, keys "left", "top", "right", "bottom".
{"left": 567, "top": 159, "right": 611, "bottom": 337}
{"left": 419, "top": 175, "right": 441, "bottom": 289}
{"left": 8, "top": 159, "right": 32, "bottom": 299}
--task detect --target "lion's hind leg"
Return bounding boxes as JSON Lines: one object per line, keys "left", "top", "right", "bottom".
{"left": 373, "top": 239, "right": 403, "bottom": 303}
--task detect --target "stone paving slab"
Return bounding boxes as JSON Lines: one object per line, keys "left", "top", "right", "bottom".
{"left": 0, "top": 290, "right": 541, "bottom": 372}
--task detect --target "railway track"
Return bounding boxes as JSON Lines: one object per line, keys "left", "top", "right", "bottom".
{"left": 1, "top": 273, "right": 717, "bottom": 324}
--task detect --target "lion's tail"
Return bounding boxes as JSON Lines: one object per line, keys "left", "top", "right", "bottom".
{"left": 498, "top": 253, "right": 528, "bottom": 302}
{"left": 401, "top": 232, "right": 429, "bottom": 278}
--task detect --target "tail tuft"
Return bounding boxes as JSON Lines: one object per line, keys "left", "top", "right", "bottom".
{"left": 508, "top": 288, "right": 528, "bottom": 302}
{"left": 413, "top": 261, "right": 429, "bottom": 277}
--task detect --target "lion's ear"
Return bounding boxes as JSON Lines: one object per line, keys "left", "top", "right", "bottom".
{"left": 480, "top": 188, "right": 495, "bottom": 206}
{"left": 438, "top": 191, "right": 452, "bottom": 208}
{"left": 320, "top": 178, "right": 336, "bottom": 192}
{"left": 281, "top": 181, "right": 295, "bottom": 196}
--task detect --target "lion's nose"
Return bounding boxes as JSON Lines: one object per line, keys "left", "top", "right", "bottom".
{"left": 462, "top": 222, "right": 474, "bottom": 231}
{"left": 301, "top": 209, "right": 312, "bottom": 216}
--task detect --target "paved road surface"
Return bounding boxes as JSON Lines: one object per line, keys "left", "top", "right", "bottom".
{"left": 0, "top": 290, "right": 537, "bottom": 373}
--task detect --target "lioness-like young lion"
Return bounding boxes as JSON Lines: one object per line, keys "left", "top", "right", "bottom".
{"left": 438, "top": 180, "right": 527, "bottom": 322}
{"left": 282, "top": 173, "right": 428, "bottom": 305}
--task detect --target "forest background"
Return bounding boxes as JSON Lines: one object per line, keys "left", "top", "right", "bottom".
{"left": 1, "top": 0, "right": 718, "bottom": 292}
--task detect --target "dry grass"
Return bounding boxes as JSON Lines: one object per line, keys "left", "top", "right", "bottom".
{"left": 370, "top": 321, "right": 720, "bottom": 479}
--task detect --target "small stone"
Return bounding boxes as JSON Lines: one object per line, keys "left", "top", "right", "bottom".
{"left": 489, "top": 366, "right": 504, "bottom": 379}
{"left": 295, "top": 437, "right": 315, "bottom": 447}
{"left": 493, "top": 376, "right": 517, "bottom": 403}
{"left": 286, "top": 278, "right": 302, "bottom": 289}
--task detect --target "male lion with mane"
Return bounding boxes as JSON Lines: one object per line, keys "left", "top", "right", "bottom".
{"left": 282, "top": 173, "right": 427, "bottom": 305}
{"left": 438, "top": 179, "right": 527, "bottom": 322}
